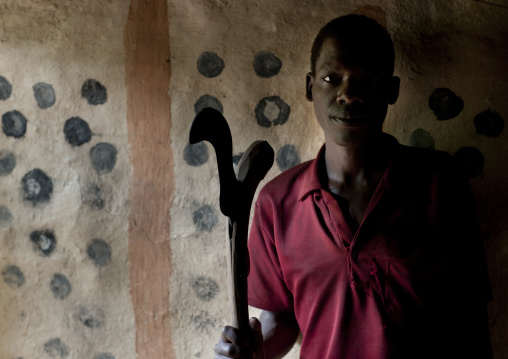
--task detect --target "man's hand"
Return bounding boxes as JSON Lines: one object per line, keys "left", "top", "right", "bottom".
{"left": 214, "top": 317, "right": 264, "bottom": 359}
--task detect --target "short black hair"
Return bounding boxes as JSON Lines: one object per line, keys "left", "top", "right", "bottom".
{"left": 310, "top": 14, "right": 395, "bottom": 76}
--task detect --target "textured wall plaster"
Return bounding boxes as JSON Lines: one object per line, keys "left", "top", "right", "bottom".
{"left": 0, "top": 1, "right": 135, "bottom": 359}
{"left": 169, "top": 1, "right": 507, "bottom": 358}
{"left": 0, "top": 1, "right": 506, "bottom": 359}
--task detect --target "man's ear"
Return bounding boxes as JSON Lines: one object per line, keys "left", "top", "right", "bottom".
{"left": 305, "top": 72, "right": 314, "bottom": 102}
{"left": 388, "top": 76, "right": 400, "bottom": 105}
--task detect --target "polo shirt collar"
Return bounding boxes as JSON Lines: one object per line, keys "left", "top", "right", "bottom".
{"left": 297, "top": 134, "right": 406, "bottom": 201}
{"left": 298, "top": 145, "right": 326, "bottom": 201}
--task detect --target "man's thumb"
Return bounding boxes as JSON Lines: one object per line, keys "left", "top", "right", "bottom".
{"left": 250, "top": 317, "right": 262, "bottom": 334}
{"left": 249, "top": 317, "right": 264, "bottom": 358}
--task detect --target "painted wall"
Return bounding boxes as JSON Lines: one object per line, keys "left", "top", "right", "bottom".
{"left": 171, "top": 1, "right": 507, "bottom": 358}
{"left": 0, "top": 1, "right": 506, "bottom": 359}
{"left": 0, "top": 1, "right": 135, "bottom": 359}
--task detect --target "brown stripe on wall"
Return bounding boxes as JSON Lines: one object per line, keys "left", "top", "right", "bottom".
{"left": 124, "top": 0, "right": 175, "bottom": 358}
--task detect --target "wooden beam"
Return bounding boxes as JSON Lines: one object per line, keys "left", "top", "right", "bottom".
{"left": 124, "top": 0, "right": 174, "bottom": 358}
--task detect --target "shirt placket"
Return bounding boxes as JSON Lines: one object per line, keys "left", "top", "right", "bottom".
{"left": 321, "top": 181, "right": 389, "bottom": 301}
{"left": 350, "top": 181, "right": 389, "bottom": 318}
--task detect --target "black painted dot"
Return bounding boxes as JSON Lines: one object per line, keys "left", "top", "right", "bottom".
{"left": 94, "top": 353, "right": 115, "bottom": 359}
{"left": 184, "top": 142, "right": 209, "bottom": 167}
{"left": 81, "top": 183, "right": 105, "bottom": 209}
{"left": 193, "top": 205, "right": 218, "bottom": 232}
{"left": 454, "top": 146, "right": 484, "bottom": 178}
{"left": 194, "top": 94, "right": 224, "bottom": 115}
{"left": 474, "top": 109, "right": 504, "bottom": 137}
{"left": 255, "top": 96, "right": 290, "bottom": 128}
{"left": 2, "top": 265, "right": 25, "bottom": 288}
{"left": 2, "top": 110, "right": 27, "bottom": 138}
{"left": 276, "top": 144, "right": 301, "bottom": 172}
{"left": 192, "top": 276, "right": 219, "bottom": 301}
{"left": 86, "top": 238, "right": 111, "bottom": 267}
{"left": 44, "top": 338, "right": 69, "bottom": 358}
{"left": 0, "top": 149, "right": 16, "bottom": 175}
{"left": 0, "top": 76, "right": 12, "bottom": 101}
{"left": 409, "top": 129, "right": 435, "bottom": 149}
{"left": 50, "top": 273, "right": 72, "bottom": 300}
{"left": 197, "top": 52, "right": 225, "bottom": 78}
{"left": 78, "top": 306, "right": 105, "bottom": 329}
{"left": 90, "top": 143, "right": 117, "bottom": 174}
{"left": 21, "top": 169, "right": 53, "bottom": 203}
{"left": 63, "top": 117, "right": 92, "bottom": 146}
{"left": 0, "top": 205, "right": 13, "bottom": 226}
{"left": 253, "top": 51, "right": 282, "bottom": 78}
{"left": 429, "top": 88, "right": 464, "bottom": 121}
{"left": 81, "top": 79, "right": 107, "bottom": 105}
{"left": 191, "top": 310, "right": 216, "bottom": 332}
{"left": 30, "top": 229, "right": 56, "bottom": 257}
{"left": 32, "top": 82, "right": 56, "bottom": 109}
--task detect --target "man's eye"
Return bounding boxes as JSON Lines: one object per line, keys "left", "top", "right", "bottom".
{"left": 323, "top": 75, "right": 340, "bottom": 83}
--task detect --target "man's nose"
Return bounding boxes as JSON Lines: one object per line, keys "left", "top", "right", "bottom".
{"left": 337, "top": 78, "right": 363, "bottom": 104}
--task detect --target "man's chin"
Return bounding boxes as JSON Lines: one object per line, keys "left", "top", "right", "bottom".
{"left": 327, "top": 127, "right": 383, "bottom": 148}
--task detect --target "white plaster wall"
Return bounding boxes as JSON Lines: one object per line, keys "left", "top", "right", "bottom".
{"left": 169, "top": 1, "right": 507, "bottom": 358}
{"left": 0, "top": 1, "right": 135, "bottom": 358}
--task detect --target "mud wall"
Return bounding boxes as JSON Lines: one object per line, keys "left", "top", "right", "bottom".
{"left": 0, "top": 1, "right": 135, "bottom": 359}
{"left": 0, "top": 1, "right": 506, "bottom": 359}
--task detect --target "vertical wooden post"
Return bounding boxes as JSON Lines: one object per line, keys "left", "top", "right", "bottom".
{"left": 124, "top": 0, "right": 175, "bottom": 358}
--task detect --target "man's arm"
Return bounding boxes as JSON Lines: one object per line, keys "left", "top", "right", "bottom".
{"left": 214, "top": 310, "right": 299, "bottom": 359}
{"left": 260, "top": 310, "right": 299, "bottom": 359}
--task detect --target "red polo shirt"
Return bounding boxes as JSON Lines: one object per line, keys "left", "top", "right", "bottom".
{"left": 247, "top": 137, "right": 492, "bottom": 358}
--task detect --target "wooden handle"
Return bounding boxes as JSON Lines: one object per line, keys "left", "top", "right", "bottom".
{"left": 228, "top": 219, "right": 250, "bottom": 330}
{"left": 189, "top": 108, "right": 238, "bottom": 217}
{"left": 229, "top": 141, "right": 274, "bottom": 330}
{"left": 189, "top": 108, "right": 274, "bottom": 331}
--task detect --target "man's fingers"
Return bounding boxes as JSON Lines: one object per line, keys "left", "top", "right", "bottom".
{"left": 221, "top": 325, "right": 251, "bottom": 346}
{"left": 214, "top": 338, "right": 255, "bottom": 359}
{"left": 216, "top": 325, "right": 256, "bottom": 359}
{"left": 249, "top": 317, "right": 262, "bottom": 333}
{"left": 249, "top": 318, "right": 264, "bottom": 359}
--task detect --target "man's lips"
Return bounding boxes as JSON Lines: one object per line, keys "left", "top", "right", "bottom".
{"left": 331, "top": 110, "right": 369, "bottom": 120}
{"left": 330, "top": 111, "right": 370, "bottom": 126}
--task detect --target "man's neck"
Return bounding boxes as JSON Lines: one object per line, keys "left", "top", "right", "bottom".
{"left": 324, "top": 133, "right": 393, "bottom": 194}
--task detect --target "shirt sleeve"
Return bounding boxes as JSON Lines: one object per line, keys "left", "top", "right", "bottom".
{"left": 437, "top": 156, "right": 493, "bottom": 358}
{"left": 449, "top": 161, "right": 492, "bottom": 302}
{"left": 247, "top": 194, "right": 294, "bottom": 313}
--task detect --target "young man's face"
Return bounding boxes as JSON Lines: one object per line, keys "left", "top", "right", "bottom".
{"left": 306, "top": 36, "right": 399, "bottom": 148}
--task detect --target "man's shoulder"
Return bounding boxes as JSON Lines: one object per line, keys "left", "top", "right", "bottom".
{"left": 395, "top": 144, "right": 458, "bottom": 174}
{"left": 395, "top": 144, "right": 454, "bottom": 169}
{"left": 258, "top": 159, "right": 315, "bottom": 202}
{"left": 389, "top": 144, "right": 464, "bottom": 192}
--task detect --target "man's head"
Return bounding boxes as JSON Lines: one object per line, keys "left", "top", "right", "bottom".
{"left": 309, "top": 14, "right": 395, "bottom": 78}
{"left": 306, "top": 14, "right": 400, "bottom": 147}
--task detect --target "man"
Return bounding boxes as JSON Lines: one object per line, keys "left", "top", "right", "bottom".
{"left": 215, "top": 14, "right": 492, "bottom": 359}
